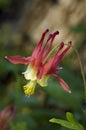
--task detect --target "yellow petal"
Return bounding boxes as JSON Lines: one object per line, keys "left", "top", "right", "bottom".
{"left": 37, "top": 75, "right": 49, "bottom": 87}
{"left": 23, "top": 64, "right": 37, "bottom": 81}
{"left": 23, "top": 80, "right": 36, "bottom": 95}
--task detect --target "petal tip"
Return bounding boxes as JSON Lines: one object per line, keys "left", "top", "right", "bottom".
{"left": 68, "top": 41, "right": 72, "bottom": 45}
{"left": 68, "top": 90, "right": 71, "bottom": 93}
{"left": 46, "top": 28, "right": 49, "bottom": 32}
{"left": 56, "top": 31, "right": 59, "bottom": 35}
{"left": 53, "top": 31, "right": 59, "bottom": 36}
{"left": 5, "top": 56, "right": 7, "bottom": 59}
{"left": 60, "top": 42, "right": 64, "bottom": 47}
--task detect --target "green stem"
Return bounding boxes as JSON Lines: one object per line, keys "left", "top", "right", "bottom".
{"left": 64, "top": 43, "right": 86, "bottom": 98}
{"left": 73, "top": 47, "right": 86, "bottom": 99}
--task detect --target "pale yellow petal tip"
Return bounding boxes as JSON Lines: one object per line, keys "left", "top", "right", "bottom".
{"left": 37, "top": 75, "right": 49, "bottom": 87}
{"left": 23, "top": 64, "right": 37, "bottom": 81}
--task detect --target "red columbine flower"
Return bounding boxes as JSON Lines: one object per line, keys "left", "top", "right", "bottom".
{"left": 0, "top": 105, "right": 15, "bottom": 130}
{"left": 5, "top": 29, "right": 72, "bottom": 95}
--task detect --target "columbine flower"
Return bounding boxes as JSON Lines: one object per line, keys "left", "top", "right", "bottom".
{"left": 5, "top": 29, "right": 72, "bottom": 95}
{"left": 0, "top": 105, "right": 15, "bottom": 130}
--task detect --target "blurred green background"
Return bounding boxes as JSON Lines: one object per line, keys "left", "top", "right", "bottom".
{"left": 0, "top": 0, "right": 86, "bottom": 130}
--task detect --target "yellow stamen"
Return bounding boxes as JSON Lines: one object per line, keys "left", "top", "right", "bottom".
{"left": 23, "top": 80, "right": 36, "bottom": 96}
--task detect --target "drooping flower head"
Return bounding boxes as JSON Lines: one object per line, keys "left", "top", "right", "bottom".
{"left": 0, "top": 105, "right": 15, "bottom": 130}
{"left": 5, "top": 29, "right": 72, "bottom": 95}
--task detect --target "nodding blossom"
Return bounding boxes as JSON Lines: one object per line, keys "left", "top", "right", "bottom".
{"left": 0, "top": 105, "right": 15, "bottom": 130}
{"left": 5, "top": 29, "right": 72, "bottom": 95}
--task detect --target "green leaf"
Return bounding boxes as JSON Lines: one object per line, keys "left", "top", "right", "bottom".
{"left": 49, "top": 112, "right": 85, "bottom": 130}
{"left": 66, "top": 112, "right": 78, "bottom": 123}
{"left": 49, "top": 118, "right": 79, "bottom": 129}
{"left": 66, "top": 112, "right": 84, "bottom": 130}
